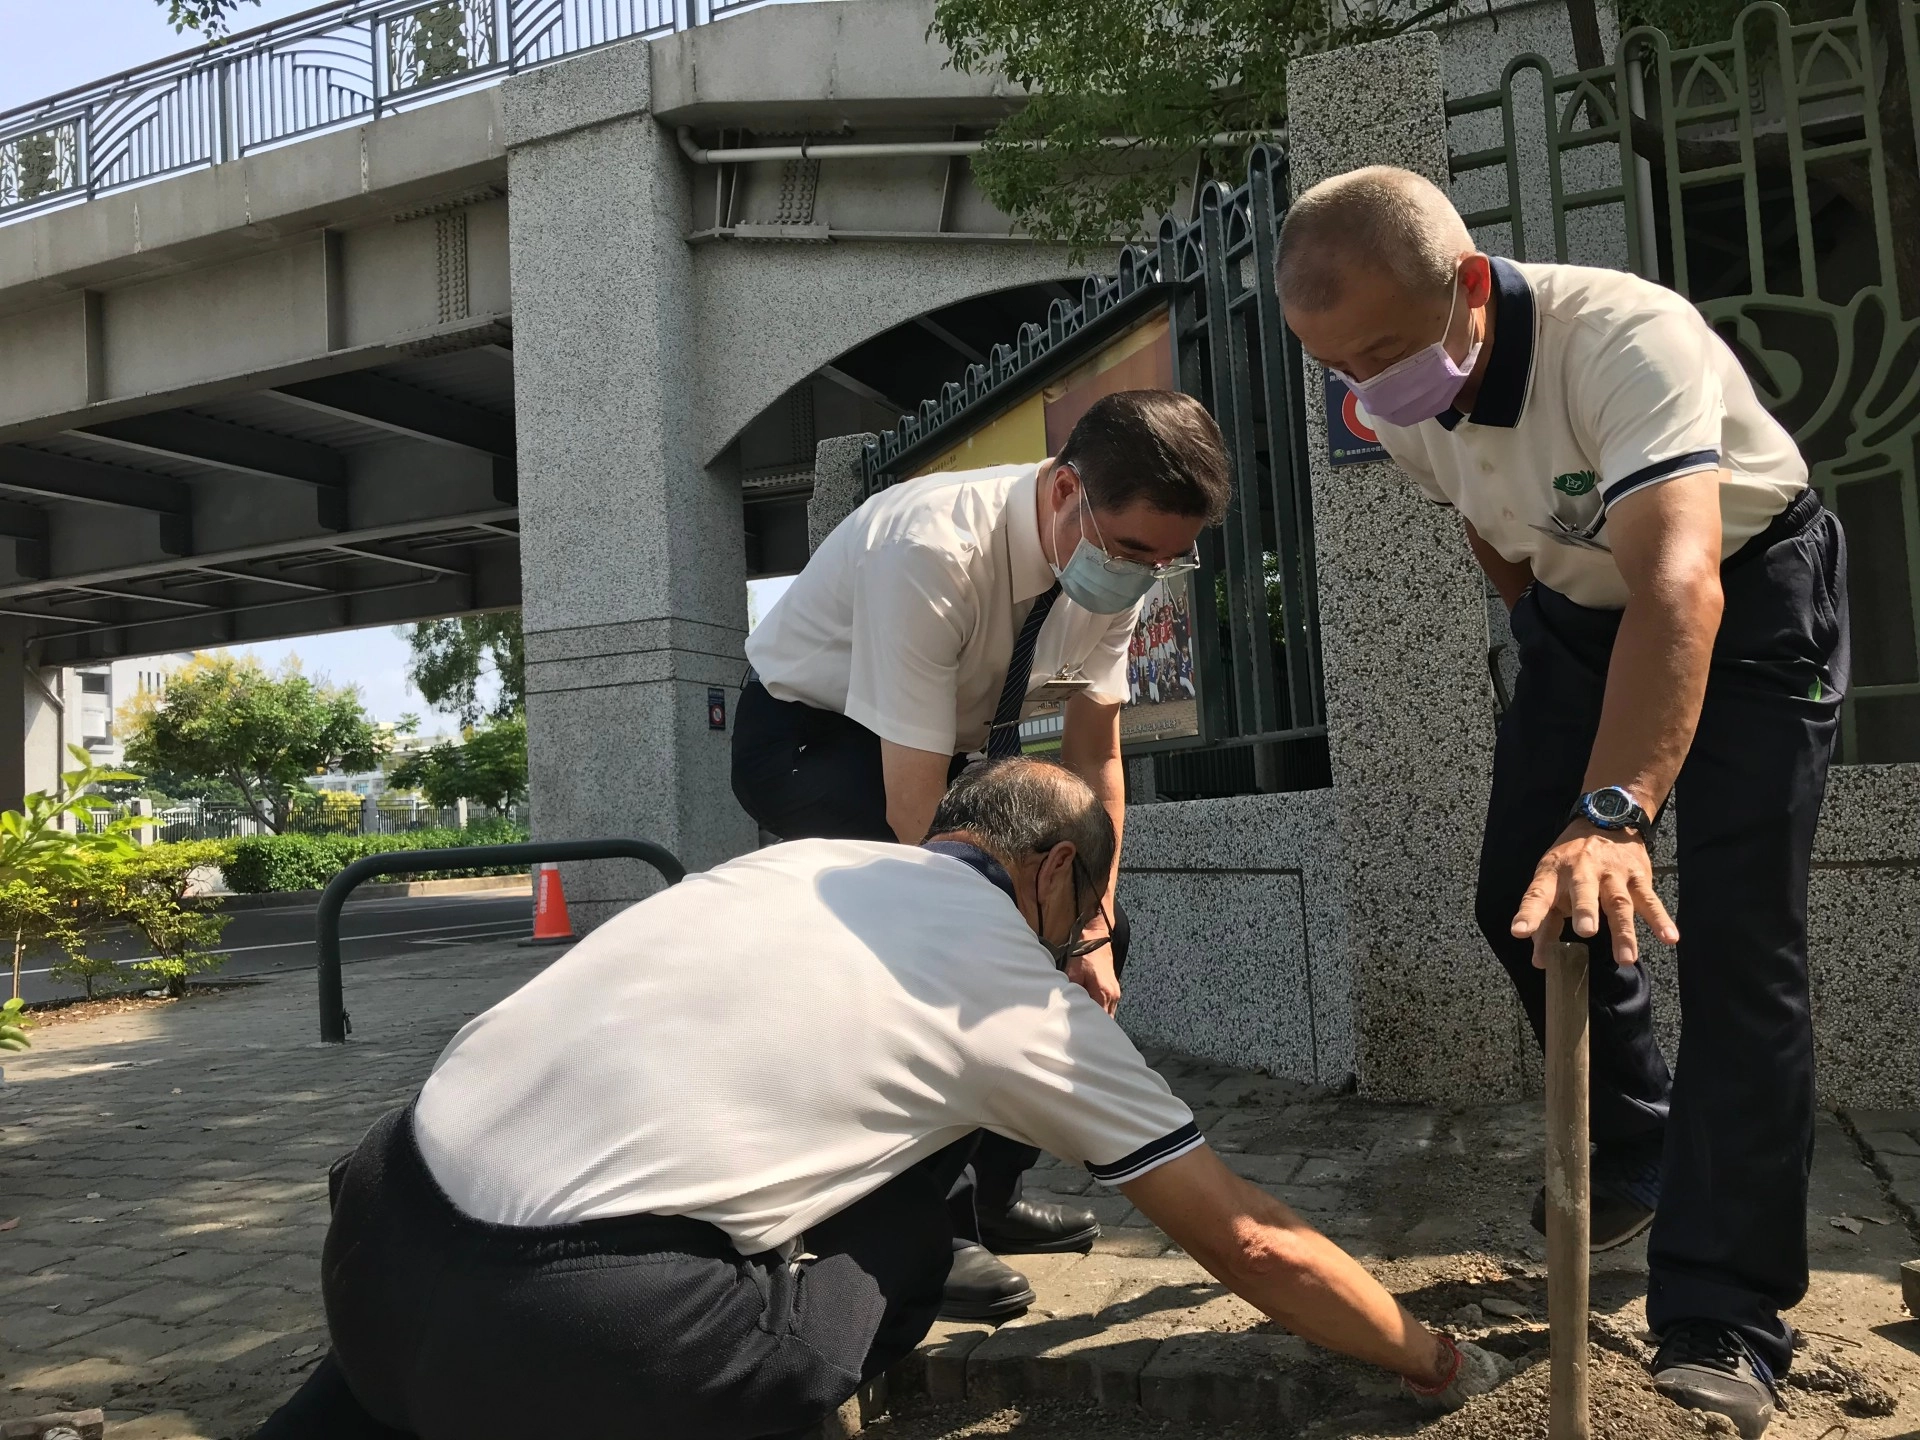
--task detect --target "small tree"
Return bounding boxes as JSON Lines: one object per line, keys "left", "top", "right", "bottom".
{"left": 0, "top": 748, "right": 136, "bottom": 1000}
{"left": 121, "top": 655, "right": 386, "bottom": 835}
{"left": 389, "top": 716, "right": 528, "bottom": 816}
{"left": 84, "top": 843, "right": 233, "bottom": 1001}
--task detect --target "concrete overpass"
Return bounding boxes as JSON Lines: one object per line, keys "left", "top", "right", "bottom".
{"left": 0, "top": 0, "right": 1088, "bottom": 910}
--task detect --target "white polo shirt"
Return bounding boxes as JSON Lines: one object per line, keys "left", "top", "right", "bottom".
{"left": 1362, "top": 259, "right": 1805, "bottom": 609}
{"left": 744, "top": 464, "right": 1136, "bottom": 756}
{"left": 411, "top": 839, "right": 1201, "bottom": 1254}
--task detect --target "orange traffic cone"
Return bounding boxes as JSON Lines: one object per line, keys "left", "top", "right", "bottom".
{"left": 523, "top": 861, "right": 577, "bottom": 946}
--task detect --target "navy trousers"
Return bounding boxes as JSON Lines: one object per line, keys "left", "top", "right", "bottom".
{"left": 255, "top": 1106, "right": 969, "bottom": 1440}
{"left": 1473, "top": 488, "right": 1847, "bottom": 1374}
{"left": 730, "top": 681, "right": 1130, "bottom": 1223}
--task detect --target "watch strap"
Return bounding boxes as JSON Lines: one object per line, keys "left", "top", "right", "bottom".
{"left": 1570, "top": 788, "right": 1657, "bottom": 837}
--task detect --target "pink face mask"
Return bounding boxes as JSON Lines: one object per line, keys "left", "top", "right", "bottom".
{"left": 1335, "top": 272, "right": 1482, "bottom": 428}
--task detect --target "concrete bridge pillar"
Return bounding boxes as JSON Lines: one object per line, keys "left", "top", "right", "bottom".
{"left": 504, "top": 40, "right": 755, "bottom": 928}
{"left": 0, "top": 621, "right": 25, "bottom": 813}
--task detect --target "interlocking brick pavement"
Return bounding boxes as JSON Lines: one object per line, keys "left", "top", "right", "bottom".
{"left": 0, "top": 948, "right": 549, "bottom": 1439}
{"left": 1, "top": 945, "right": 1914, "bottom": 1439}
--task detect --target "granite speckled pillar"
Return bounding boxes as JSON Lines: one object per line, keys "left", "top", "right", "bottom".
{"left": 504, "top": 39, "right": 755, "bottom": 929}
{"left": 0, "top": 621, "right": 25, "bottom": 813}
{"left": 808, "top": 434, "right": 872, "bottom": 555}
{"left": 1286, "top": 32, "right": 1532, "bottom": 1100}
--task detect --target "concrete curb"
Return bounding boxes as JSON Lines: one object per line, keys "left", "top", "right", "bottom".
{"left": 195, "top": 874, "right": 532, "bottom": 912}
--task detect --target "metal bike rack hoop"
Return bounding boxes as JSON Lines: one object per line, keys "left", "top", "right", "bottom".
{"left": 315, "top": 838, "right": 685, "bottom": 1042}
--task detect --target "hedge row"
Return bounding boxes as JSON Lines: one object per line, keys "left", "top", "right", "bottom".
{"left": 222, "top": 818, "right": 530, "bottom": 894}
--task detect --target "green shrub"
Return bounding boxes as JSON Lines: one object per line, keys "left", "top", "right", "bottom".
{"left": 111, "top": 842, "right": 234, "bottom": 999}
{"left": 0, "top": 996, "right": 32, "bottom": 1051}
{"left": 222, "top": 821, "right": 530, "bottom": 894}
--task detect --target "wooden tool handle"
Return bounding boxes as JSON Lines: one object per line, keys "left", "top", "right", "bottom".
{"left": 1546, "top": 939, "right": 1592, "bottom": 1440}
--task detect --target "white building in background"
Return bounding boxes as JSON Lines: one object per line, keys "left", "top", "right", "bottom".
{"left": 24, "top": 654, "right": 192, "bottom": 790}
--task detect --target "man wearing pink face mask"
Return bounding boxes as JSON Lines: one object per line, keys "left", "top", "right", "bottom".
{"left": 1278, "top": 167, "right": 1848, "bottom": 1440}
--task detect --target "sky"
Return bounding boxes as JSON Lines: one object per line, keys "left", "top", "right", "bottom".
{"left": 4, "top": 0, "right": 801, "bottom": 729}
{"left": 0, "top": 0, "right": 323, "bottom": 113}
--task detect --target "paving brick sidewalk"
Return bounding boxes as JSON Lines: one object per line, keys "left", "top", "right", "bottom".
{"left": 1, "top": 945, "right": 1915, "bottom": 1439}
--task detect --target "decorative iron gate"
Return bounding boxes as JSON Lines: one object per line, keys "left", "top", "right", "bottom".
{"left": 863, "top": 146, "right": 1327, "bottom": 796}
{"left": 1447, "top": 0, "right": 1920, "bottom": 762}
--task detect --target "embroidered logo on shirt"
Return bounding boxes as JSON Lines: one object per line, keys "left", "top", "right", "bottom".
{"left": 1553, "top": 469, "right": 1599, "bottom": 496}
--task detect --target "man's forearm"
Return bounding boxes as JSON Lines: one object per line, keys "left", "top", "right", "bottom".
{"left": 1585, "top": 572, "right": 1721, "bottom": 812}
{"left": 1126, "top": 1151, "right": 1445, "bottom": 1383}
{"left": 880, "top": 739, "right": 955, "bottom": 844}
{"left": 1463, "top": 518, "right": 1534, "bottom": 611}
{"left": 1060, "top": 700, "right": 1125, "bottom": 905}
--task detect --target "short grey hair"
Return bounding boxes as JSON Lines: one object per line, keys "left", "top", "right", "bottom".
{"left": 926, "top": 758, "right": 1116, "bottom": 885}
{"left": 1276, "top": 166, "right": 1475, "bottom": 312}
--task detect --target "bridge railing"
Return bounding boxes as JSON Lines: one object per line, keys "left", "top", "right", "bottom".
{"left": 0, "top": 0, "right": 780, "bottom": 223}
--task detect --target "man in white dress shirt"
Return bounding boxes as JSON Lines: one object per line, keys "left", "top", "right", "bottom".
{"left": 733, "top": 390, "right": 1232, "bottom": 1316}
{"left": 258, "top": 759, "right": 1506, "bottom": 1440}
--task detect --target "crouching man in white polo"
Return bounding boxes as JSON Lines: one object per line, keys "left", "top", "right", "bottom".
{"left": 256, "top": 759, "right": 1503, "bottom": 1440}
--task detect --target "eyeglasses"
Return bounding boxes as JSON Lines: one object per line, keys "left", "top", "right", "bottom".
{"left": 1094, "top": 547, "right": 1201, "bottom": 582}
{"left": 1062, "top": 465, "right": 1204, "bottom": 581}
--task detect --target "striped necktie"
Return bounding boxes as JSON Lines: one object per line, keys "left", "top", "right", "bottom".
{"left": 987, "top": 582, "right": 1061, "bottom": 758}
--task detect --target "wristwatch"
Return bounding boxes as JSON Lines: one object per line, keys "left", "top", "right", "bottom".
{"left": 1570, "top": 786, "right": 1656, "bottom": 838}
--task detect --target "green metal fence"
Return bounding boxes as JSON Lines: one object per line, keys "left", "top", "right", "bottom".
{"left": 863, "top": 147, "right": 1328, "bottom": 797}
{"left": 1447, "top": 0, "right": 1920, "bottom": 762}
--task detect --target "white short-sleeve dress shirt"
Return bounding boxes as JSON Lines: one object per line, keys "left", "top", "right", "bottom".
{"left": 1362, "top": 259, "right": 1806, "bottom": 609}
{"left": 743, "top": 464, "right": 1138, "bottom": 756}
{"left": 411, "top": 839, "right": 1201, "bottom": 1255}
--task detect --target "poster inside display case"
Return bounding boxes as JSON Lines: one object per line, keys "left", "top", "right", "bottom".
{"left": 913, "top": 309, "right": 1202, "bottom": 751}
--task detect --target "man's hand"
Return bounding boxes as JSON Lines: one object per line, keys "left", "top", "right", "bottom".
{"left": 1066, "top": 911, "right": 1122, "bottom": 1013}
{"left": 1511, "top": 819, "right": 1678, "bottom": 967}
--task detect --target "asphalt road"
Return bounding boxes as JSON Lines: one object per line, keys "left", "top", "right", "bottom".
{"left": 8, "top": 891, "right": 535, "bottom": 1006}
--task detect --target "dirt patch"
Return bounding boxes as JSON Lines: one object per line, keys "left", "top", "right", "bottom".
{"left": 1406, "top": 1345, "right": 1714, "bottom": 1440}
{"left": 16, "top": 983, "right": 254, "bottom": 1029}
{"left": 867, "top": 1342, "right": 1859, "bottom": 1440}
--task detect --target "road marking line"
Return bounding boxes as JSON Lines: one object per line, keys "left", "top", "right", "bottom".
{"left": 17, "top": 918, "right": 531, "bottom": 978}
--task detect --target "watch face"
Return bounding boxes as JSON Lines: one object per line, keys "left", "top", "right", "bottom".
{"left": 1590, "top": 788, "right": 1633, "bottom": 822}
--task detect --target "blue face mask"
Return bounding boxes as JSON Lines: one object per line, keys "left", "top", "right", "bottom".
{"left": 1051, "top": 484, "right": 1197, "bottom": 615}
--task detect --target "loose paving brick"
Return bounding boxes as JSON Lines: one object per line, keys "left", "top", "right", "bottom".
{"left": 3, "top": 945, "right": 1917, "bottom": 1439}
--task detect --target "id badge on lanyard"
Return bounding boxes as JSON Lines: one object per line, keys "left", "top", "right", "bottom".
{"left": 1027, "top": 666, "right": 1094, "bottom": 705}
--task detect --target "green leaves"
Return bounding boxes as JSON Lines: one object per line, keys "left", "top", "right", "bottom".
{"left": 160, "top": 0, "right": 262, "bottom": 37}
{"left": 404, "top": 614, "right": 524, "bottom": 727}
{"left": 0, "top": 997, "right": 31, "bottom": 1052}
{"left": 388, "top": 716, "right": 528, "bottom": 815}
{"left": 122, "top": 656, "right": 385, "bottom": 834}
{"left": 931, "top": 0, "right": 1453, "bottom": 255}
{"left": 222, "top": 820, "right": 528, "bottom": 893}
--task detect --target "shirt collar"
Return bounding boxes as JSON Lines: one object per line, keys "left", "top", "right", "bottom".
{"left": 921, "top": 839, "right": 1018, "bottom": 905}
{"left": 1437, "top": 256, "right": 1535, "bottom": 432}
{"left": 1006, "top": 464, "right": 1058, "bottom": 603}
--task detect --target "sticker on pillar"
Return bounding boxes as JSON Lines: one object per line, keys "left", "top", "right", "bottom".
{"left": 708, "top": 687, "right": 727, "bottom": 731}
{"left": 1325, "top": 373, "right": 1389, "bottom": 466}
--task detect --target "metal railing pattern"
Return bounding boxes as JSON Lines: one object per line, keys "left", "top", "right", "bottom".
{"left": 0, "top": 0, "right": 778, "bottom": 221}
{"left": 863, "top": 146, "right": 1326, "bottom": 790}
{"left": 1445, "top": 0, "right": 1920, "bottom": 762}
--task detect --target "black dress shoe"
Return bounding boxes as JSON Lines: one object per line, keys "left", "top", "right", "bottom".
{"left": 977, "top": 1198, "right": 1101, "bottom": 1255}
{"left": 940, "top": 1241, "right": 1034, "bottom": 1321}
